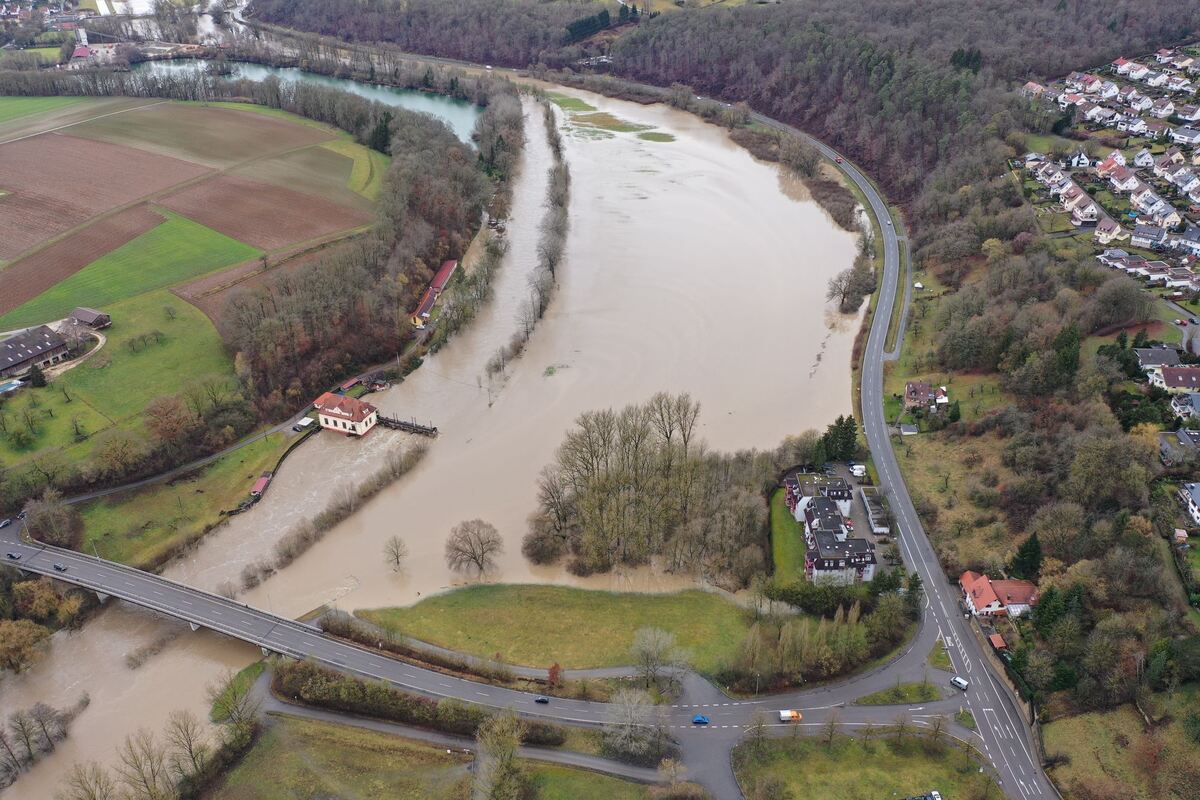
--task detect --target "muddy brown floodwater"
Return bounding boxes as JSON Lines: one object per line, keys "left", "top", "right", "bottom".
{"left": 0, "top": 90, "right": 861, "bottom": 795}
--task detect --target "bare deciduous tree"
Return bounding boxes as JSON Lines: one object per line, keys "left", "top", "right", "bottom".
{"left": 114, "top": 728, "right": 172, "bottom": 800}
{"left": 601, "top": 688, "right": 670, "bottom": 765}
{"left": 383, "top": 535, "right": 409, "bottom": 572}
{"left": 630, "top": 627, "right": 689, "bottom": 688}
{"left": 60, "top": 761, "right": 120, "bottom": 800}
{"left": 473, "top": 709, "right": 525, "bottom": 799}
{"left": 8, "top": 710, "right": 38, "bottom": 762}
{"left": 205, "top": 669, "right": 262, "bottom": 729}
{"left": 28, "top": 702, "right": 64, "bottom": 752}
{"left": 822, "top": 708, "right": 840, "bottom": 748}
{"left": 445, "top": 519, "right": 503, "bottom": 574}
{"left": 165, "top": 709, "right": 209, "bottom": 780}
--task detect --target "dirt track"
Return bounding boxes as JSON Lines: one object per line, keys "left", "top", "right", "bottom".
{"left": 0, "top": 205, "right": 165, "bottom": 315}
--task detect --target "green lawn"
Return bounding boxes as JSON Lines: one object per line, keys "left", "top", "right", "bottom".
{"left": 770, "top": 488, "right": 805, "bottom": 583}
{"left": 0, "top": 46, "right": 62, "bottom": 66}
{"left": 572, "top": 112, "right": 653, "bottom": 134}
{"left": 211, "top": 660, "right": 266, "bottom": 722}
{"left": 855, "top": 681, "right": 942, "bottom": 705}
{"left": 79, "top": 431, "right": 287, "bottom": 567}
{"left": 955, "top": 709, "right": 976, "bottom": 730}
{"left": 547, "top": 92, "right": 597, "bottom": 113}
{"left": 0, "top": 211, "right": 260, "bottom": 329}
{"left": 208, "top": 715, "right": 649, "bottom": 800}
{"left": 0, "top": 381, "right": 112, "bottom": 467}
{"left": 321, "top": 139, "right": 391, "bottom": 201}
{"left": 358, "top": 584, "right": 752, "bottom": 673}
{"left": 0, "top": 96, "right": 83, "bottom": 124}
{"left": 733, "top": 736, "right": 997, "bottom": 800}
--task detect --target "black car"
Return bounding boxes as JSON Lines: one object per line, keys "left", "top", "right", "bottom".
{"left": 52, "top": 563, "right": 67, "bottom": 572}
{"left": 16, "top": 510, "right": 26, "bottom": 520}
{"left": 534, "top": 696, "right": 550, "bottom": 705}
{"left": 5, "top": 552, "right": 20, "bottom": 560}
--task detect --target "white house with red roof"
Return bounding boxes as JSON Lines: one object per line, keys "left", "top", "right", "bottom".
{"left": 313, "top": 392, "right": 378, "bottom": 436}
{"left": 959, "top": 571, "right": 1039, "bottom": 618}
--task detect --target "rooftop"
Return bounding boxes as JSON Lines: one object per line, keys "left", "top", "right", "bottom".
{"left": 0, "top": 325, "right": 66, "bottom": 371}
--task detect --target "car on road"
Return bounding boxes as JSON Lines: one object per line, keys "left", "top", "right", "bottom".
{"left": 692, "top": 714, "right": 710, "bottom": 725}
{"left": 16, "top": 510, "right": 25, "bottom": 520}
{"left": 886, "top": 219, "right": 893, "bottom": 226}
{"left": 53, "top": 563, "right": 67, "bottom": 572}
{"left": 950, "top": 676, "right": 969, "bottom": 691}
{"left": 0, "top": 518, "right": 10, "bottom": 528}
{"left": 778, "top": 709, "right": 802, "bottom": 722}
{"left": 534, "top": 696, "right": 549, "bottom": 704}
{"left": 835, "top": 156, "right": 843, "bottom": 164}
{"left": 5, "top": 552, "right": 20, "bottom": 560}
{"left": 1192, "top": 317, "right": 1199, "bottom": 324}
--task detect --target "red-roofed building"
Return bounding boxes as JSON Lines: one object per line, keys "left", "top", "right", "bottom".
{"left": 410, "top": 259, "right": 460, "bottom": 329}
{"left": 313, "top": 392, "right": 378, "bottom": 436}
{"left": 959, "top": 571, "right": 1039, "bottom": 617}
{"left": 71, "top": 44, "right": 89, "bottom": 59}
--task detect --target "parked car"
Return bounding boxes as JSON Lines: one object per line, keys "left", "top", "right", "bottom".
{"left": 52, "top": 563, "right": 67, "bottom": 572}
{"left": 534, "top": 696, "right": 549, "bottom": 704}
{"left": 5, "top": 552, "right": 19, "bottom": 560}
{"left": 292, "top": 417, "right": 315, "bottom": 433}
{"left": 692, "top": 715, "right": 710, "bottom": 725}
{"left": 950, "top": 676, "right": 969, "bottom": 691}
{"left": 16, "top": 510, "right": 26, "bottom": 520}
{"left": 0, "top": 518, "right": 10, "bottom": 528}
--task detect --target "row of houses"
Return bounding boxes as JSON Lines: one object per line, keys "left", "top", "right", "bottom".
{"left": 782, "top": 475, "right": 878, "bottom": 585}
{"left": 1096, "top": 249, "right": 1200, "bottom": 293}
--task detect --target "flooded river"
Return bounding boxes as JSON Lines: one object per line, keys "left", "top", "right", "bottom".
{"left": 0, "top": 87, "right": 860, "bottom": 794}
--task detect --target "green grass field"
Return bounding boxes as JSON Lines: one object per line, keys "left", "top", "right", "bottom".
{"left": 0, "top": 96, "right": 83, "bottom": 124}
{"left": 0, "top": 46, "right": 62, "bottom": 66}
{"left": 79, "top": 431, "right": 286, "bottom": 567}
{"left": 637, "top": 131, "right": 676, "bottom": 143}
{"left": 928, "top": 639, "right": 953, "bottom": 671}
{"left": 855, "top": 681, "right": 943, "bottom": 705}
{"left": 321, "top": 139, "right": 391, "bottom": 200}
{"left": 211, "top": 661, "right": 266, "bottom": 722}
{"left": 208, "top": 715, "right": 649, "bottom": 800}
{"left": 770, "top": 488, "right": 805, "bottom": 583}
{"left": 733, "top": 736, "right": 997, "bottom": 800}
{"left": 0, "top": 211, "right": 260, "bottom": 329}
{"left": 0, "top": 381, "right": 113, "bottom": 468}
{"left": 358, "top": 584, "right": 751, "bottom": 673}
{"left": 547, "top": 92, "right": 596, "bottom": 113}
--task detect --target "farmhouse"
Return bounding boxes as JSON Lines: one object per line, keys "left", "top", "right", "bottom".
{"left": 0, "top": 325, "right": 69, "bottom": 378}
{"left": 959, "top": 571, "right": 1038, "bottom": 618}
{"left": 69, "top": 307, "right": 111, "bottom": 329}
{"left": 313, "top": 391, "right": 378, "bottom": 436}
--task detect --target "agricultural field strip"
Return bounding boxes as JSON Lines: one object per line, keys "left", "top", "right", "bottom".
{"left": 0, "top": 100, "right": 169, "bottom": 147}
{"left": 3, "top": 122, "right": 364, "bottom": 268}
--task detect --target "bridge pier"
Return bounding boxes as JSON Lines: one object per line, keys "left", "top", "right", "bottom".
{"left": 95, "top": 591, "right": 110, "bottom": 603}
{"left": 261, "top": 646, "right": 271, "bottom": 657}
{"left": 190, "top": 622, "right": 201, "bottom": 632}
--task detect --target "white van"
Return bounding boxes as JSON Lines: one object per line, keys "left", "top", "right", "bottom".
{"left": 849, "top": 464, "right": 867, "bottom": 479}
{"left": 950, "top": 676, "right": 969, "bottom": 691}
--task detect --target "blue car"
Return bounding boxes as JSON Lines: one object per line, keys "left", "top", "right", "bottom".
{"left": 692, "top": 714, "right": 710, "bottom": 725}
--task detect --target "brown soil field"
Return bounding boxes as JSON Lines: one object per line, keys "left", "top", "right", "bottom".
{"left": 0, "top": 205, "right": 165, "bottom": 314}
{"left": 175, "top": 237, "right": 363, "bottom": 327}
{"left": 0, "top": 133, "right": 209, "bottom": 260}
{"left": 68, "top": 103, "right": 334, "bottom": 168}
{"left": 160, "top": 175, "right": 372, "bottom": 251}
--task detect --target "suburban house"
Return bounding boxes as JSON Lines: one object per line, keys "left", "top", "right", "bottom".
{"left": 0, "top": 325, "right": 69, "bottom": 378}
{"left": 1069, "top": 150, "right": 1091, "bottom": 168}
{"left": 1134, "top": 148, "right": 1155, "bottom": 168}
{"left": 806, "top": 532, "right": 876, "bottom": 586}
{"left": 1151, "top": 365, "right": 1200, "bottom": 393}
{"left": 312, "top": 392, "right": 378, "bottom": 436}
{"left": 69, "top": 307, "right": 111, "bottom": 329}
{"left": 1145, "top": 120, "right": 1171, "bottom": 139}
{"left": 783, "top": 474, "right": 854, "bottom": 519}
{"left": 1178, "top": 104, "right": 1200, "bottom": 122}
{"left": 1094, "top": 217, "right": 1126, "bottom": 244}
{"left": 1021, "top": 81, "right": 1045, "bottom": 97}
{"left": 1161, "top": 429, "right": 1200, "bottom": 466}
{"left": 1131, "top": 225, "right": 1168, "bottom": 249}
{"left": 1170, "top": 392, "right": 1200, "bottom": 419}
{"left": 1152, "top": 98, "right": 1176, "bottom": 118}
{"left": 1132, "top": 345, "right": 1180, "bottom": 374}
{"left": 1109, "top": 166, "right": 1141, "bottom": 192}
{"left": 959, "top": 571, "right": 1039, "bottom": 618}
{"left": 1178, "top": 482, "right": 1200, "bottom": 525}
{"left": 1171, "top": 127, "right": 1200, "bottom": 147}
{"left": 1128, "top": 63, "right": 1151, "bottom": 80}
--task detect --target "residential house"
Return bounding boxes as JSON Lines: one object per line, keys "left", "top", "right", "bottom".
{"left": 1094, "top": 216, "right": 1126, "bottom": 244}
{"left": 1168, "top": 75, "right": 1195, "bottom": 94}
{"left": 1172, "top": 127, "right": 1200, "bottom": 147}
{"left": 1145, "top": 261, "right": 1171, "bottom": 284}
{"left": 1096, "top": 248, "right": 1130, "bottom": 266}
{"left": 1069, "top": 149, "right": 1091, "bottom": 168}
{"left": 312, "top": 391, "right": 378, "bottom": 436}
{"left": 806, "top": 532, "right": 876, "bottom": 585}
{"left": 1147, "top": 71, "right": 1170, "bottom": 88}
{"left": 1130, "top": 93, "right": 1154, "bottom": 112}
{"left": 1021, "top": 81, "right": 1045, "bottom": 98}
{"left": 1124, "top": 117, "right": 1149, "bottom": 136}
{"left": 1166, "top": 267, "right": 1195, "bottom": 288}
{"left": 1173, "top": 55, "right": 1196, "bottom": 71}
{"left": 1128, "top": 63, "right": 1151, "bottom": 80}
{"left": 1179, "top": 482, "right": 1200, "bottom": 525}
{"left": 1113, "top": 56, "right": 1132, "bottom": 74}
{"left": 1146, "top": 119, "right": 1172, "bottom": 139}
{"left": 1179, "top": 105, "right": 1200, "bottom": 123}
{"left": 68, "top": 307, "right": 111, "bottom": 329}
{"left": 1157, "top": 147, "right": 1187, "bottom": 173}
{"left": 1151, "top": 365, "right": 1200, "bottom": 392}
{"left": 1161, "top": 429, "right": 1200, "bottom": 466}
{"left": 1109, "top": 166, "right": 1141, "bottom": 192}
{"left": 0, "top": 326, "right": 69, "bottom": 378}
{"left": 1134, "top": 345, "right": 1182, "bottom": 372}
{"left": 1118, "top": 85, "right": 1140, "bottom": 104}
{"left": 1171, "top": 225, "right": 1200, "bottom": 256}
{"left": 1059, "top": 92, "right": 1085, "bottom": 110}
{"left": 1034, "top": 161, "right": 1065, "bottom": 186}
{"left": 1156, "top": 49, "right": 1176, "bottom": 63}
{"left": 959, "top": 571, "right": 1039, "bottom": 618}
{"left": 1152, "top": 207, "right": 1183, "bottom": 230}
{"left": 1134, "top": 148, "right": 1155, "bottom": 168}
{"left": 904, "top": 380, "right": 936, "bottom": 410}
{"left": 1171, "top": 392, "right": 1200, "bottom": 419}
{"left": 1131, "top": 224, "right": 1168, "bottom": 249}
{"left": 1099, "top": 80, "right": 1119, "bottom": 100}
{"left": 1153, "top": 98, "right": 1177, "bottom": 118}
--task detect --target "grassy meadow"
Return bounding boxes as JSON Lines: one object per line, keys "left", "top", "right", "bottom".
{"left": 207, "top": 715, "right": 651, "bottom": 800}
{"left": 358, "top": 584, "right": 751, "bottom": 672}
{"left": 0, "top": 95, "right": 82, "bottom": 124}
{"left": 770, "top": 488, "right": 805, "bottom": 583}
{"left": 733, "top": 736, "right": 997, "bottom": 800}
{"left": 0, "top": 211, "right": 259, "bottom": 329}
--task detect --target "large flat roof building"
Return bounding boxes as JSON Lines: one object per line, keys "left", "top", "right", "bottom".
{"left": 0, "top": 326, "right": 69, "bottom": 378}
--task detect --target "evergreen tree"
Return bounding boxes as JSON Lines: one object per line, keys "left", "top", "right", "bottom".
{"left": 1009, "top": 533, "right": 1042, "bottom": 580}
{"left": 904, "top": 571, "right": 923, "bottom": 618}
{"left": 28, "top": 364, "right": 46, "bottom": 388}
